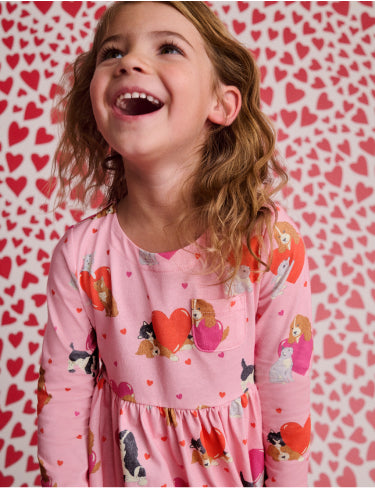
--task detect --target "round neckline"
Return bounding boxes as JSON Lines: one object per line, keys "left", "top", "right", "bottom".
{"left": 112, "top": 203, "right": 203, "bottom": 258}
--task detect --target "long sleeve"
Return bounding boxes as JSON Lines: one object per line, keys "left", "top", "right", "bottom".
{"left": 255, "top": 208, "right": 312, "bottom": 486}
{"left": 37, "top": 228, "right": 97, "bottom": 486}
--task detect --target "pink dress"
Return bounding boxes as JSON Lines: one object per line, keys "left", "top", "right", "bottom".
{"left": 37, "top": 204, "right": 312, "bottom": 487}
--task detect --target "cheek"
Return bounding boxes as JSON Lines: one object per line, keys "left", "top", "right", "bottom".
{"left": 89, "top": 75, "right": 104, "bottom": 123}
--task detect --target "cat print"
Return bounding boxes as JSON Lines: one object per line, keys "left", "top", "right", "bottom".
{"left": 269, "top": 346, "right": 294, "bottom": 383}
{"left": 119, "top": 430, "right": 147, "bottom": 486}
{"left": 190, "top": 425, "right": 233, "bottom": 467}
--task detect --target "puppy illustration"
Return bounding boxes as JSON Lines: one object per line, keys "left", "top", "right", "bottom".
{"left": 158, "top": 407, "right": 178, "bottom": 428}
{"left": 38, "top": 458, "right": 56, "bottom": 487}
{"left": 94, "top": 205, "right": 115, "bottom": 219}
{"left": 274, "top": 222, "right": 300, "bottom": 253}
{"left": 93, "top": 276, "right": 119, "bottom": 317}
{"left": 79, "top": 255, "right": 119, "bottom": 317}
{"left": 277, "top": 315, "right": 313, "bottom": 376}
{"left": 191, "top": 299, "right": 229, "bottom": 351}
{"left": 88, "top": 429, "right": 101, "bottom": 475}
{"left": 37, "top": 367, "right": 52, "bottom": 415}
{"left": 288, "top": 315, "right": 312, "bottom": 343}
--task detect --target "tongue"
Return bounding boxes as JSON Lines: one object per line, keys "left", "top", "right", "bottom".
{"left": 121, "top": 98, "right": 160, "bottom": 116}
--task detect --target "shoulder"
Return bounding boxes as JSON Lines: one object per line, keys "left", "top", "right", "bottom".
{"left": 65, "top": 204, "right": 116, "bottom": 243}
{"left": 52, "top": 204, "right": 117, "bottom": 263}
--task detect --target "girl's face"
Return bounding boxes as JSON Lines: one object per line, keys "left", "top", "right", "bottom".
{"left": 90, "top": 2, "right": 221, "bottom": 171}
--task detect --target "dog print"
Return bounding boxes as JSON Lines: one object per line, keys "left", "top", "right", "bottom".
{"left": 288, "top": 314, "right": 312, "bottom": 343}
{"left": 278, "top": 315, "right": 313, "bottom": 376}
{"left": 38, "top": 458, "right": 56, "bottom": 487}
{"left": 119, "top": 430, "right": 147, "bottom": 486}
{"left": 37, "top": 367, "right": 52, "bottom": 415}
{"left": 158, "top": 407, "right": 178, "bottom": 428}
{"left": 270, "top": 221, "right": 305, "bottom": 286}
{"left": 191, "top": 299, "right": 230, "bottom": 352}
{"left": 93, "top": 276, "right": 119, "bottom": 317}
{"left": 88, "top": 429, "right": 101, "bottom": 475}
{"left": 94, "top": 205, "right": 115, "bottom": 219}
{"left": 79, "top": 254, "right": 119, "bottom": 317}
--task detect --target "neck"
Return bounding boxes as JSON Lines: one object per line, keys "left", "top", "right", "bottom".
{"left": 116, "top": 159, "right": 198, "bottom": 252}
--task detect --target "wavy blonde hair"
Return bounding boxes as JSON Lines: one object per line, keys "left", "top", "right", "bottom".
{"left": 53, "top": 1, "right": 287, "bottom": 281}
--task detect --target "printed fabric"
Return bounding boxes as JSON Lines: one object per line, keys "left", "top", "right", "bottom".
{"left": 37, "top": 204, "right": 312, "bottom": 487}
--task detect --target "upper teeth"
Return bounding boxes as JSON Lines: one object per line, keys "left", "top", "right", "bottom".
{"left": 116, "top": 92, "right": 161, "bottom": 107}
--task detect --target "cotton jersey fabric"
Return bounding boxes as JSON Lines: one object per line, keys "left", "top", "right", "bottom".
{"left": 37, "top": 204, "right": 312, "bottom": 487}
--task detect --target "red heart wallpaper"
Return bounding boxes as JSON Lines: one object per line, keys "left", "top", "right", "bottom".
{"left": 0, "top": 1, "right": 374, "bottom": 486}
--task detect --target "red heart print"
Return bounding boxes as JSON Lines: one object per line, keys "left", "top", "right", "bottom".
{"left": 152, "top": 308, "right": 191, "bottom": 353}
{"left": 280, "top": 416, "right": 311, "bottom": 455}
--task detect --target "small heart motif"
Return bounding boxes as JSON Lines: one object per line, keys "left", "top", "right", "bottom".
{"left": 179, "top": 440, "right": 186, "bottom": 447}
{"left": 176, "top": 393, "right": 182, "bottom": 399}
{"left": 147, "top": 380, "right": 153, "bottom": 386}
{"left": 185, "top": 358, "right": 191, "bottom": 365}
{"left": 120, "top": 328, "right": 126, "bottom": 335}
{"left": 144, "top": 453, "right": 150, "bottom": 460}
{"left": 219, "top": 392, "right": 226, "bottom": 398}
{"left": 57, "top": 460, "right": 63, "bottom": 466}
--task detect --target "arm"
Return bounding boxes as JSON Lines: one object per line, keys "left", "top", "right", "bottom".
{"left": 37, "top": 228, "right": 97, "bottom": 486}
{"left": 255, "top": 209, "right": 312, "bottom": 486}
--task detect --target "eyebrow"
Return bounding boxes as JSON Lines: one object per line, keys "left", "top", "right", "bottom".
{"left": 98, "top": 30, "right": 194, "bottom": 52}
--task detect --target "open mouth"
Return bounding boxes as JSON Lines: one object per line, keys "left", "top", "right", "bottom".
{"left": 115, "top": 92, "right": 163, "bottom": 116}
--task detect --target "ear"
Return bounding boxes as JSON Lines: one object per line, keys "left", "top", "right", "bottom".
{"left": 208, "top": 84, "right": 242, "bottom": 126}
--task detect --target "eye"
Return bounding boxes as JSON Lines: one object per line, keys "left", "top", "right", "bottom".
{"left": 159, "top": 42, "right": 184, "bottom": 56}
{"left": 98, "top": 46, "right": 123, "bottom": 62}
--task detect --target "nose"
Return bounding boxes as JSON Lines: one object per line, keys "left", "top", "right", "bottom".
{"left": 115, "top": 51, "right": 150, "bottom": 76}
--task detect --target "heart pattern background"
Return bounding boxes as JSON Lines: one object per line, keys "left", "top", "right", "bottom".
{"left": 0, "top": 1, "right": 374, "bottom": 485}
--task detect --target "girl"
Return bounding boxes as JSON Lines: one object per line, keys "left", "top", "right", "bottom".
{"left": 37, "top": 2, "right": 312, "bottom": 487}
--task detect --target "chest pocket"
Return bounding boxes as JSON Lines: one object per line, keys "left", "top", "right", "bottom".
{"left": 191, "top": 295, "right": 246, "bottom": 352}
